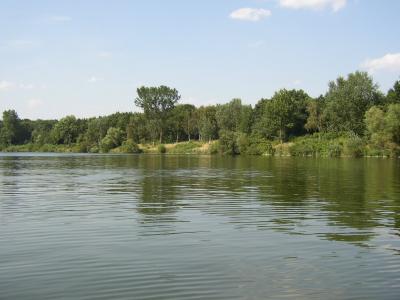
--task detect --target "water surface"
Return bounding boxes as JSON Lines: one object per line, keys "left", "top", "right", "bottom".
{"left": 1, "top": 153, "right": 400, "bottom": 299}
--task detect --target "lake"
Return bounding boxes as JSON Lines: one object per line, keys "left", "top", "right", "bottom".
{"left": 1, "top": 153, "right": 400, "bottom": 299}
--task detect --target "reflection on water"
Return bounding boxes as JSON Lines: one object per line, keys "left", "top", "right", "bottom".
{"left": 1, "top": 153, "right": 400, "bottom": 299}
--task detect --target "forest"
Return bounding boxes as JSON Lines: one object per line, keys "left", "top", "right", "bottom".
{"left": 1, "top": 71, "right": 400, "bottom": 157}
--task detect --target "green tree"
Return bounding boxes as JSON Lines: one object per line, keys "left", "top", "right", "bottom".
{"left": 386, "top": 103, "right": 400, "bottom": 144}
{"left": 169, "top": 104, "right": 197, "bottom": 142}
{"left": 135, "top": 86, "right": 180, "bottom": 143}
{"left": 305, "top": 96, "right": 326, "bottom": 134}
{"left": 52, "top": 115, "right": 80, "bottom": 145}
{"left": 324, "top": 71, "right": 383, "bottom": 135}
{"left": 253, "top": 89, "right": 309, "bottom": 142}
{"left": 215, "top": 99, "right": 252, "bottom": 134}
{"left": 386, "top": 80, "right": 400, "bottom": 104}
{"left": 100, "top": 127, "right": 124, "bottom": 152}
{"left": 0, "top": 110, "right": 21, "bottom": 146}
{"left": 197, "top": 106, "right": 218, "bottom": 142}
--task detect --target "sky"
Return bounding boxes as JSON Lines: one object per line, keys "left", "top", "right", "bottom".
{"left": 0, "top": 0, "right": 400, "bottom": 120}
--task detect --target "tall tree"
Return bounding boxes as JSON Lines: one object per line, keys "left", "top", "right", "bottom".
{"left": 197, "top": 106, "right": 218, "bottom": 142}
{"left": 305, "top": 96, "right": 326, "bottom": 134}
{"left": 135, "top": 86, "right": 180, "bottom": 143}
{"left": 387, "top": 80, "right": 400, "bottom": 104}
{"left": 215, "top": 99, "right": 252, "bottom": 134}
{"left": 324, "top": 71, "right": 383, "bottom": 135}
{"left": 253, "top": 89, "right": 309, "bottom": 142}
{"left": 0, "top": 110, "right": 20, "bottom": 146}
{"left": 51, "top": 115, "right": 81, "bottom": 145}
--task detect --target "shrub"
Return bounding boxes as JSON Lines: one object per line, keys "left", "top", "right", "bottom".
{"left": 169, "top": 141, "right": 202, "bottom": 154}
{"left": 158, "top": 144, "right": 166, "bottom": 154}
{"left": 119, "top": 140, "right": 141, "bottom": 153}
{"left": 208, "top": 141, "right": 219, "bottom": 154}
{"left": 218, "top": 130, "right": 239, "bottom": 155}
{"left": 343, "top": 134, "right": 364, "bottom": 157}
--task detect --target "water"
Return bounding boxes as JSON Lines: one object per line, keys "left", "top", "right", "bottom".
{"left": 1, "top": 153, "right": 400, "bottom": 299}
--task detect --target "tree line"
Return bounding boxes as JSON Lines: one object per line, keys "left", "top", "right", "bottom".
{"left": 1, "top": 71, "right": 400, "bottom": 156}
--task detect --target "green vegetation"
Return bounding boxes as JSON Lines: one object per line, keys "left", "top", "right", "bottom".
{"left": 1, "top": 72, "right": 400, "bottom": 157}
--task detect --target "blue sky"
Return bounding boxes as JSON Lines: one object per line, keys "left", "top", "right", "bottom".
{"left": 1, "top": 0, "right": 400, "bottom": 119}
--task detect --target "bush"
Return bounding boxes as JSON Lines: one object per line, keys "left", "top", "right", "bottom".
{"left": 169, "top": 141, "right": 202, "bottom": 154}
{"left": 158, "top": 144, "right": 166, "bottom": 154}
{"left": 241, "top": 134, "right": 274, "bottom": 155}
{"left": 208, "top": 141, "right": 219, "bottom": 154}
{"left": 88, "top": 145, "right": 100, "bottom": 153}
{"left": 343, "top": 134, "right": 364, "bottom": 157}
{"left": 327, "top": 141, "right": 342, "bottom": 157}
{"left": 118, "top": 140, "right": 141, "bottom": 153}
{"left": 218, "top": 130, "right": 239, "bottom": 155}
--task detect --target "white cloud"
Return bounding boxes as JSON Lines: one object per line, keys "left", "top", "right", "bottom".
{"left": 88, "top": 76, "right": 103, "bottom": 83}
{"left": 230, "top": 8, "right": 272, "bottom": 22}
{"left": 361, "top": 53, "right": 400, "bottom": 73}
{"left": 0, "top": 81, "right": 15, "bottom": 91}
{"left": 27, "top": 98, "right": 44, "bottom": 110}
{"left": 279, "top": 0, "right": 347, "bottom": 11}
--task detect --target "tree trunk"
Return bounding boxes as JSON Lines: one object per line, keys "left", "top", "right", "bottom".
{"left": 176, "top": 132, "right": 179, "bottom": 143}
{"left": 159, "top": 128, "right": 163, "bottom": 144}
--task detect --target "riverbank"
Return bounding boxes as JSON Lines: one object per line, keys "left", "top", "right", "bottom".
{"left": 1, "top": 134, "right": 399, "bottom": 158}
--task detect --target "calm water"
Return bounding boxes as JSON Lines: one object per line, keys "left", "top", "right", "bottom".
{"left": 1, "top": 154, "right": 400, "bottom": 299}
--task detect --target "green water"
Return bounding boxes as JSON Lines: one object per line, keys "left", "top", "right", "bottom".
{"left": 1, "top": 153, "right": 400, "bottom": 299}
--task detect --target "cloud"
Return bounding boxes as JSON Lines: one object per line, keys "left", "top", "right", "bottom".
{"left": 230, "top": 8, "right": 272, "bottom": 22}
{"left": 27, "top": 98, "right": 44, "bottom": 110}
{"left": 0, "top": 81, "right": 15, "bottom": 91}
{"left": 88, "top": 76, "right": 103, "bottom": 83}
{"left": 279, "top": 0, "right": 347, "bottom": 11}
{"left": 361, "top": 53, "right": 400, "bottom": 73}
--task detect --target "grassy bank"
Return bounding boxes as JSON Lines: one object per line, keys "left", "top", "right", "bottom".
{"left": 1, "top": 135, "right": 399, "bottom": 158}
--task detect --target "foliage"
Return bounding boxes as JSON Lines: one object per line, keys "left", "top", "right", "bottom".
{"left": 158, "top": 144, "right": 167, "bottom": 154}
{"left": 253, "top": 89, "right": 309, "bottom": 142}
{"left": 135, "top": 85, "right": 180, "bottom": 143}
{"left": 218, "top": 130, "right": 239, "bottom": 155}
{"left": 323, "top": 71, "right": 382, "bottom": 135}
{"left": 1, "top": 77, "right": 400, "bottom": 158}
{"left": 100, "top": 127, "right": 124, "bottom": 153}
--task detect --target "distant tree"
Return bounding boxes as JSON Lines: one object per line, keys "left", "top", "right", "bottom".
{"left": 0, "top": 110, "right": 20, "bottom": 145}
{"left": 100, "top": 127, "right": 124, "bottom": 152}
{"left": 135, "top": 86, "right": 180, "bottom": 143}
{"left": 324, "top": 71, "right": 383, "bottom": 135}
{"left": 386, "top": 104, "right": 400, "bottom": 144}
{"left": 215, "top": 99, "right": 252, "bottom": 134}
{"left": 305, "top": 96, "right": 326, "bottom": 134}
{"left": 31, "top": 119, "right": 57, "bottom": 145}
{"left": 365, "top": 104, "right": 400, "bottom": 152}
{"left": 126, "top": 113, "right": 147, "bottom": 144}
{"left": 254, "top": 89, "right": 309, "bottom": 142}
{"left": 197, "top": 106, "right": 218, "bottom": 142}
{"left": 52, "top": 115, "right": 80, "bottom": 145}
{"left": 170, "top": 104, "right": 197, "bottom": 142}
{"left": 386, "top": 80, "right": 400, "bottom": 104}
